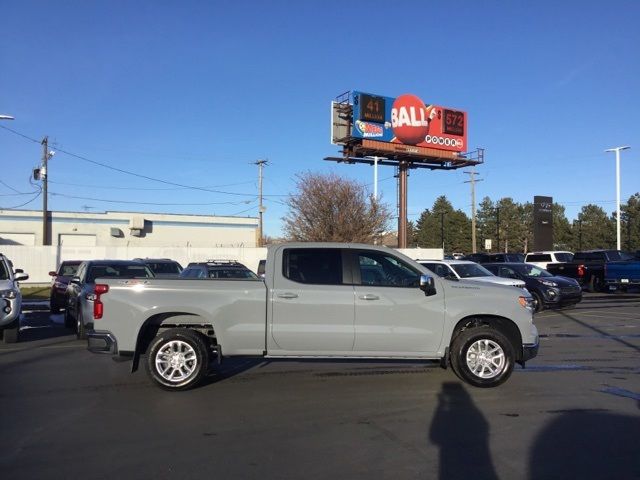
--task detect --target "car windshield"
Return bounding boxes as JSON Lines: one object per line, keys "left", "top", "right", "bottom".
{"left": 146, "top": 262, "right": 181, "bottom": 275}
{"left": 451, "top": 263, "right": 494, "bottom": 278}
{"left": 0, "top": 260, "right": 8, "bottom": 280}
{"left": 87, "top": 264, "right": 154, "bottom": 282}
{"left": 511, "top": 264, "right": 553, "bottom": 278}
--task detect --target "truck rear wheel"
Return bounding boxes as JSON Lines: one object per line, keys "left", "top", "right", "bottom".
{"left": 145, "top": 329, "right": 209, "bottom": 391}
{"left": 450, "top": 326, "right": 514, "bottom": 388}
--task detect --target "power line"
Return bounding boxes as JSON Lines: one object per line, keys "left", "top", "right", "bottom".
{"left": 49, "top": 191, "right": 257, "bottom": 207}
{"left": 47, "top": 179, "right": 256, "bottom": 191}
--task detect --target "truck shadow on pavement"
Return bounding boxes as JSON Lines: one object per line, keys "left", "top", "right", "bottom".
{"left": 429, "top": 382, "right": 640, "bottom": 480}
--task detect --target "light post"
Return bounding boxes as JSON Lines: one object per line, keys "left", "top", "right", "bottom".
{"left": 605, "top": 146, "right": 630, "bottom": 250}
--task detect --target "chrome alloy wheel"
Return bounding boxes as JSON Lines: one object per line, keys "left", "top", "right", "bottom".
{"left": 465, "top": 339, "right": 506, "bottom": 379}
{"left": 155, "top": 340, "right": 198, "bottom": 382}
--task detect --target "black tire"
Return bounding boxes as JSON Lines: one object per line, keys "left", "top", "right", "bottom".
{"left": 2, "top": 319, "right": 20, "bottom": 344}
{"left": 64, "top": 308, "right": 75, "bottom": 329}
{"left": 531, "top": 292, "right": 544, "bottom": 313}
{"left": 145, "top": 329, "right": 210, "bottom": 391}
{"left": 588, "top": 275, "right": 603, "bottom": 293}
{"left": 76, "top": 310, "right": 87, "bottom": 340}
{"left": 450, "top": 326, "right": 515, "bottom": 388}
{"left": 49, "top": 296, "right": 60, "bottom": 315}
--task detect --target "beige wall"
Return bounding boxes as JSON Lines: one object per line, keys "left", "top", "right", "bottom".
{"left": 0, "top": 210, "right": 259, "bottom": 248}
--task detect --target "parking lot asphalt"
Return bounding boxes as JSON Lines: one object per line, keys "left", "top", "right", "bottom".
{"left": 1, "top": 293, "right": 639, "bottom": 480}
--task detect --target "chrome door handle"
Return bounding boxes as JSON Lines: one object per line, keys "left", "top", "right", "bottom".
{"left": 359, "top": 294, "right": 380, "bottom": 301}
{"left": 277, "top": 292, "right": 298, "bottom": 299}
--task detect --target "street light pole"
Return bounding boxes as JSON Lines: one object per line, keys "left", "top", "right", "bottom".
{"left": 605, "top": 146, "right": 630, "bottom": 250}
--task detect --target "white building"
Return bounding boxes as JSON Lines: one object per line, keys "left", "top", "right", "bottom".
{"left": 0, "top": 209, "right": 259, "bottom": 247}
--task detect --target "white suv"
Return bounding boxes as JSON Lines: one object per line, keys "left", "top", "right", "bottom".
{"left": 524, "top": 251, "right": 573, "bottom": 269}
{"left": 0, "top": 254, "right": 29, "bottom": 343}
{"left": 418, "top": 259, "right": 526, "bottom": 289}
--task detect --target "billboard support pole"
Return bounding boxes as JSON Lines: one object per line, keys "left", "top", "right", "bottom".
{"left": 398, "top": 161, "right": 408, "bottom": 248}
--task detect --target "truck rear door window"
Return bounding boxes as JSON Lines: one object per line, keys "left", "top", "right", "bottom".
{"left": 283, "top": 249, "right": 343, "bottom": 285}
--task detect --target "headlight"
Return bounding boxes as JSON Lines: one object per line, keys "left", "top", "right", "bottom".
{"left": 539, "top": 279, "right": 558, "bottom": 287}
{"left": 518, "top": 295, "right": 535, "bottom": 311}
{"left": 1, "top": 289, "right": 18, "bottom": 299}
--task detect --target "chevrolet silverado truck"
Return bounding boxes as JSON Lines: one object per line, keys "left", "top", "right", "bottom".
{"left": 87, "top": 243, "right": 539, "bottom": 390}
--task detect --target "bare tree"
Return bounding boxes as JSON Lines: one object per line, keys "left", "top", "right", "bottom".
{"left": 283, "top": 172, "right": 392, "bottom": 243}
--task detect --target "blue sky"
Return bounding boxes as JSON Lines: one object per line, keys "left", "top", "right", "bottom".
{"left": 1, "top": 0, "right": 639, "bottom": 237}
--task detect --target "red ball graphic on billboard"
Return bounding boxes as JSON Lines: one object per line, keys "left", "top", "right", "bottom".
{"left": 391, "top": 94, "right": 431, "bottom": 145}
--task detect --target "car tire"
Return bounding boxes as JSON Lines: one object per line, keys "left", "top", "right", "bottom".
{"left": 588, "top": 275, "right": 603, "bottom": 293}
{"left": 64, "top": 308, "right": 74, "bottom": 329}
{"left": 76, "top": 310, "right": 87, "bottom": 340}
{"left": 50, "top": 296, "right": 60, "bottom": 315}
{"left": 450, "top": 326, "right": 515, "bottom": 388}
{"left": 531, "top": 292, "right": 544, "bottom": 313}
{"left": 2, "top": 319, "right": 20, "bottom": 344}
{"left": 145, "top": 329, "right": 209, "bottom": 391}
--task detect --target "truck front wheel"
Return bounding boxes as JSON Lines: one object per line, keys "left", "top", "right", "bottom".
{"left": 450, "top": 326, "right": 515, "bottom": 388}
{"left": 145, "top": 329, "right": 209, "bottom": 391}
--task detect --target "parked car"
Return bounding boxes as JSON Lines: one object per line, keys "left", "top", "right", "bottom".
{"left": 483, "top": 262, "right": 582, "bottom": 312}
{"left": 180, "top": 260, "right": 259, "bottom": 279}
{"left": 87, "top": 243, "right": 538, "bottom": 390}
{"left": 546, "top": 250, "right": 634, "bottom": 292}
{"left": 417, "top": 260, "right": 526, "bottom": 289}
{"left": 0, "top": 253, "right": 29, "bottom": 343}
{"left": 48, "top": 260, "right": 82, "bottom": 314}
{"left": 65, "top": 260, "right": 154, "bottom": 339}
{"left": 133, "top": 258, "right": 183, "bottom": 277}
{"left": 524, "top": 251, "right": 574, "bottom": 270}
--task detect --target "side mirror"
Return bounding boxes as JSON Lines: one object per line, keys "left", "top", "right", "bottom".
{"left": 419, "top": 274, "right": 437, "bottom": 296}
{"left": 49, "top": 271, "right": 57, "bottom": 277}
{"left": 15, "top": 269, "right": 24, "bottom": 274}
{"left": 70, "top": 276, "right": 81, "bottom": 285}
{"left": 14, "top": 273, "right": 29, "bottom": 282}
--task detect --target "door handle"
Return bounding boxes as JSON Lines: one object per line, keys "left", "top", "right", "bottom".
{"left": 359, "top": 294, "right": 380, "bottom": 301}
{"left": 277, "top": 292, "right": 298, "bottom": 299}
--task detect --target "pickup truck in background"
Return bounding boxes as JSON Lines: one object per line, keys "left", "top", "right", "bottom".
{"left": 546, "top": 249, "right": 634, "bottom": 292}
{"left": 87, "top": 243, "right": 539, "bottom": 391}
{"left": 605, "top": 258, "right": 640, "bottom": 291}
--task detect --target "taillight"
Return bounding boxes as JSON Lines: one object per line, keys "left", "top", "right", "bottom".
{"left": 93, "top": 284, "right": 109, "bottom": 320}
{"left": 577, "top": 264, "right": 585, "bottom": 277}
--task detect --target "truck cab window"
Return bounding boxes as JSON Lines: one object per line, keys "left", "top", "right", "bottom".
{"left": 283, "top": 248, "right": 343, "bottom": 285}
{"left": 358, "top": 252, "right": 419, "bottom": 287}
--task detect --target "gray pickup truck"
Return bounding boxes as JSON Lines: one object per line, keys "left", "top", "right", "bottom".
{"left": 87, "top": 243, "right": 539, "bottom": 390}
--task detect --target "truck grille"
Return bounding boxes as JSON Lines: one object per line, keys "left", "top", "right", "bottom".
{"left": 561, "top": 286, "right": 581, "bottom": 295}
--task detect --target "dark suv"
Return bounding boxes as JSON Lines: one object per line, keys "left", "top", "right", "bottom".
{"left": 133, "top": 258, "right": 183, "bottom": 277}
{"left": 180, "top": 260, "right": 259, "bottom": 279}
{"left": 48, "top": 260, "right": 82, "bottom": 314}
{"left": 66, "top": 260, "right": 154, "bottom": 338}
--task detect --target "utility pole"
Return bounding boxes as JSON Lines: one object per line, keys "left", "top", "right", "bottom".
{"left": 254, "top": 159, "right": 268, "bottom": 247}
{"left": 41, "top": 136, "right": 50, "bottom": 246}
{"left": 464, "top": 168, "right": 483, "bottom": 253}
{"left": 496, "top": 207, "right": 500, "bottom": 253}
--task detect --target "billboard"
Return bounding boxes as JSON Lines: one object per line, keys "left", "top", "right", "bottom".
{"left": 351, "top": 91, "right": 467, "bottom": 153}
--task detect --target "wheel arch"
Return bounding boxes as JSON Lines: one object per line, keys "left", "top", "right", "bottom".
{"left": 132, "top": 312, "right": 218, "bottom": 372}
{"left": 450, "top": 315, "right": 524, "bottom": 362}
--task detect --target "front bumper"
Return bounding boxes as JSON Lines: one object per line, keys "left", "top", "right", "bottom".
{"left": 0, "top": 298, "right": 20, "bottom": 327}
{"left": 522, "top": 341, "right": 539, "bottom": 362}
{"left": 87, "top": 331, "right": 117, "bottom": 354}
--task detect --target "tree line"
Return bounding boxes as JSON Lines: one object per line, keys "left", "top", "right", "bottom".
{"left": 281, "top": 171, "right": 640, "bottom": 253}
{"left": 412, "top": 193, "right": 640, "bottom": 253}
